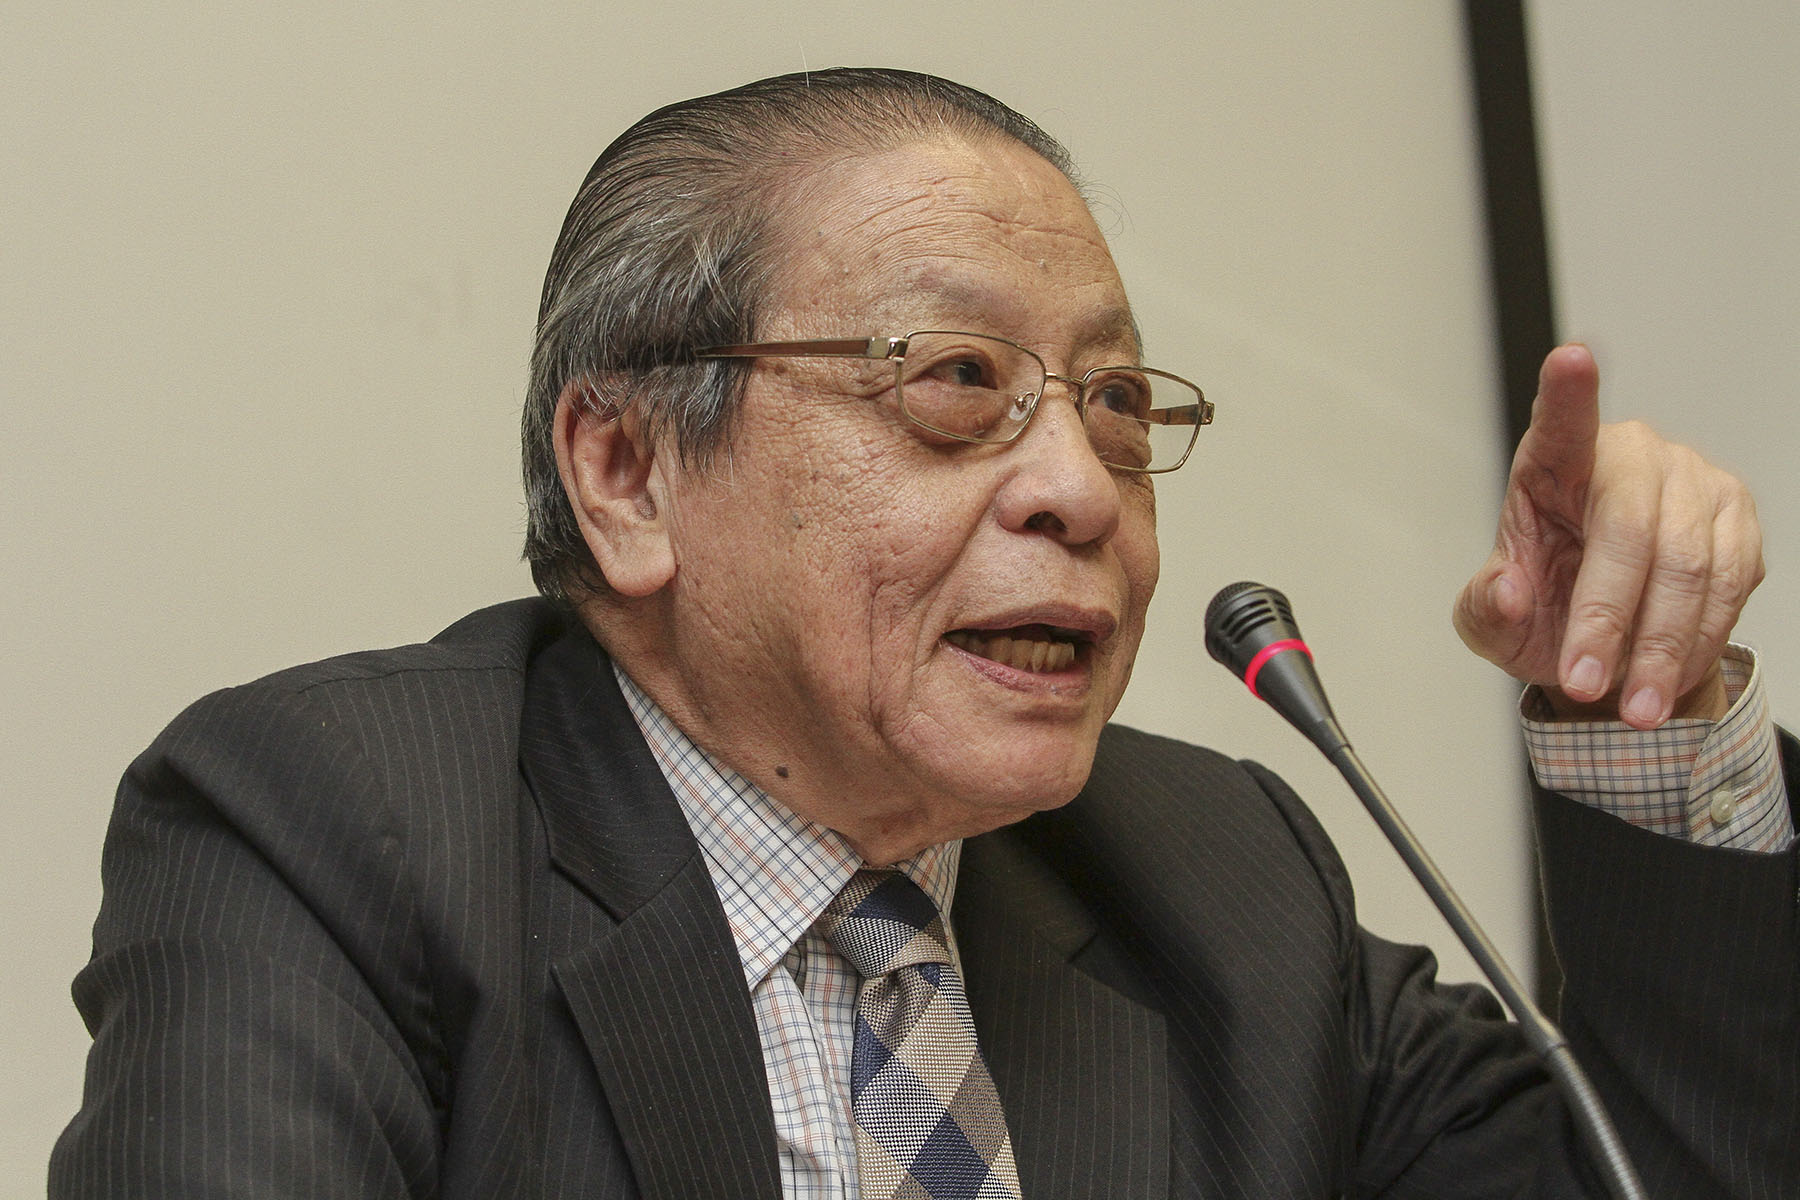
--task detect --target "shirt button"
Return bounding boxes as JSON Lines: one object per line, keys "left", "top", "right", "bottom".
{"left": 1708, "top": 786, "right": 1742, "bottom": 826}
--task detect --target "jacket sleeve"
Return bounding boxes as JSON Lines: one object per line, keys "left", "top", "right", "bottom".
{"left": 1238, "top": 757, "right": 1596, "bottom": 1198}
{"left": 49, "top": 682, "right": 444, "bottom": 1199}
{"left": 1261, "top": 740, "right": 1800, "bottom": 1198}
{"left": 1531, "top": 734, "right": 1800, "bottom": 1196}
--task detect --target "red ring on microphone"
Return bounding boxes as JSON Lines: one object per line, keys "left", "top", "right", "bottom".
{"left": 1243, "top": 638, "right": 1310, "bottom": 699}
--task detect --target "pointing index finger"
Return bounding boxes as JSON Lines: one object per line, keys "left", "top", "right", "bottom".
{"left": 1514, "top": 344, "right": 1602, "bottom": 505}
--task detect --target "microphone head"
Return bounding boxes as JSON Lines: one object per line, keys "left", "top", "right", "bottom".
{"left": 1205, "top": 581, "right": 1349, "bottom": 754}
{"left": 1204, "top": 581, "right": 1304, "bottom": 681}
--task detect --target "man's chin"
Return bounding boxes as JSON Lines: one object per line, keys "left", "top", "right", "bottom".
{"left": 953, "top": 748, "right": 1098, "bottom": 825}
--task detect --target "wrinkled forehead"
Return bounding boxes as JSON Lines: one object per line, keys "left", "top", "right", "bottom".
{"left": 759, "top": 137, "right": 1138, "bottom": 355}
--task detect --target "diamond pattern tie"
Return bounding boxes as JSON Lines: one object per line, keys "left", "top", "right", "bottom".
{"left": 818, "top": 869, "right": 1022, "bottom": 1200}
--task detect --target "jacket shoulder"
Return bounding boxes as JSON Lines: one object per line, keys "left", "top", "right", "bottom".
{"left": 1074, "top": 722, "right": 1357, "bottom": 940}
{"left": 1092, "top": 723, "right": 1342, "bottom": 857}
{"left": 231, "top": 597, "right": 564, "bottom": 695}
{"left": 127, "top": 598, "right": 570, "bottom": 864}
{"left": 148, "top": 598, "right": 563, "bottom": 748}
{"left": 105, "top": 598, "right": 572, "bottom": 971}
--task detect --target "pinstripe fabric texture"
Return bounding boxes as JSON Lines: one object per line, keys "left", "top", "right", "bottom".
{"left": 52, "top": 600, "right": 1800, "bottom": 1197}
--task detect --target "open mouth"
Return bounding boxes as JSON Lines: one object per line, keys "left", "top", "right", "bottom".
{"left": 944, "top": 624, "right": 1088, "bottom": 673}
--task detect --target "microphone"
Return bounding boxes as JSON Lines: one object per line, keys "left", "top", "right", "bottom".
{"left": 1202, "top": 581, "right": 1348, "bottom": 755}
{"left": 1204, "top": 582, "right": 1646, "bottom": 1200}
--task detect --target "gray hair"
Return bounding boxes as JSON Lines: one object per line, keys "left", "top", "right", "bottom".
{"left": 521, "top": 67, "right": 1079, "bottom": 607}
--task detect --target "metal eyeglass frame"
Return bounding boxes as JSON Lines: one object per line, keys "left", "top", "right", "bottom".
{"left": 695, "top": 330, "right": 1214, "bottom": 474}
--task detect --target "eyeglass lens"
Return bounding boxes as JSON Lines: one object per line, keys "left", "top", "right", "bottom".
{"left": 893, "top": 332, "right": 1201, "bottom": 472}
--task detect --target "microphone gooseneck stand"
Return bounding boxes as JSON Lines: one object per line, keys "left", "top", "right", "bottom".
{"left": 1204, "top": 581, "right": 1648, "bottom": 1200}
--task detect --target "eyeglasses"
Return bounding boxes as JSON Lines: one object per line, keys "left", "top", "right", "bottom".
{"left": 695, "top": 330, "right": 1213, "bottom": 474}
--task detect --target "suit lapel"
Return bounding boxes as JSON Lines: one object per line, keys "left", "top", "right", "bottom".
{"left": 517, "top": 625, "right": 1169, "bottom": 1198}
{"left": 552, "top": 860, "right": 781, "bottom": 1200}
{"left": 958, "top": 831, "right": 1170, "bottom": 1200}
{"left": 521, "top": 629, "right": 780, "bottom": 1200}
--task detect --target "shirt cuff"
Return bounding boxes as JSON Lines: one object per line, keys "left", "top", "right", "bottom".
{"left": 1521, "top": 645, "right": 1794, "bottom": 852}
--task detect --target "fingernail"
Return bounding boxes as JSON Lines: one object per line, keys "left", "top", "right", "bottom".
{"left": 1567, "top": 655, "right": 1605, "bottom": 697}
{"left": 1624, "top": 686, "right": 1665, "bottom": 726}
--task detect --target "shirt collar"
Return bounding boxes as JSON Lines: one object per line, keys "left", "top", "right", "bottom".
{"left": 612, "top": 664, "right": 962, "bottom": 989}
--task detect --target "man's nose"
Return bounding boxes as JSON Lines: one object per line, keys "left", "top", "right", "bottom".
{"left": 994, "top": 380, "right": 1123, "bottom": 546}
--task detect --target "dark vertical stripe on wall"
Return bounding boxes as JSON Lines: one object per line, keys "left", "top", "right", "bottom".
{"left": 1461, "top": 0, "right": 1562, "bottom": 1009}
{"left": 1464, "top": 0, "right": 1557, "bottom": 450}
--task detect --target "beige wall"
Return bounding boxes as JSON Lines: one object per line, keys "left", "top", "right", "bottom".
{"left": 1528, "top": 2, "right": 1800, "bottom": 728}
{"left": 4, "top": 3, "right": 1533, "bottom": 1182}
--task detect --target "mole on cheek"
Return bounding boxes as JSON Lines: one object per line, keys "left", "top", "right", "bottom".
{"left": 776, "top": 765, "right": 790, "bottom": 779}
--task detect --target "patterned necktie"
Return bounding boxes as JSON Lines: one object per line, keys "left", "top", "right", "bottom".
{"left": 818, "top": 869, "right": 1022, "bottom": 1200}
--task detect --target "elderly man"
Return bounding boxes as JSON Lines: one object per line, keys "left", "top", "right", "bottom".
{"left": 54, "top": 69, "right": 1796, "bottom": 1198}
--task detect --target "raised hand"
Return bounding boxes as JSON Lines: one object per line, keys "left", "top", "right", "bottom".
{"left": 1452, "top": 344, "right": 1764, "bottom": 729}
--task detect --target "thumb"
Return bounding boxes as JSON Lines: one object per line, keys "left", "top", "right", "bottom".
{"left": 1453, "top": 556, "right": 1539, "bottom": 678}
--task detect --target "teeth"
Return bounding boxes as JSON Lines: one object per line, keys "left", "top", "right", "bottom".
{"left": 946, "top": 630, "right": 1078, "bottom": 672}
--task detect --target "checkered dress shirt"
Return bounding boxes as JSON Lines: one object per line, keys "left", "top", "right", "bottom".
{"left": 618, "top": 647, "right": 1791, "bottom": 1199}
{"left": 1522, "top": 645, "right": 1793, "bottom": 851}
{"left": 617, "top": 667, "right": 962, "bottom": 1200}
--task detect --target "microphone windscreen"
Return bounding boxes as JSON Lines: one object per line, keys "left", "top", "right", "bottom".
{"left": 1204, "top": 581, "right": 1300, "bottom": 679}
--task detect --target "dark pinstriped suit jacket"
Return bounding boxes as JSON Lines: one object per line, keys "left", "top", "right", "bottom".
{"left": 53, "top": 599, "right": 1800, "bottom": 1197}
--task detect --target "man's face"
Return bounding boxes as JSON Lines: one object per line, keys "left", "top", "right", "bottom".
{"left": 641, "top": 137, "right": 1159, "bottom": 863}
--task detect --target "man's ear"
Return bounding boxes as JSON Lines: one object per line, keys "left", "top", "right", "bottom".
{"left": 553, "top": 379, "right": 677, "bottom": 598}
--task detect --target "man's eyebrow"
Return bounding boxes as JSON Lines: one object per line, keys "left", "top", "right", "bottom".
{"left": 1081, "top": 306, "right": 1144, "bottom": 357}
{"left": 882, "top": 277, "right": 1142, "bottom": 355}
